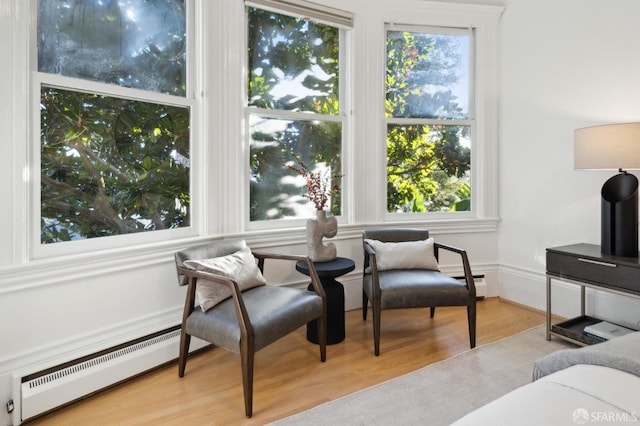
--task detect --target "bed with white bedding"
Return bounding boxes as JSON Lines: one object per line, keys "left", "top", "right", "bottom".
{"left": 452, "top": 332, "right": 640, "bottom": 425}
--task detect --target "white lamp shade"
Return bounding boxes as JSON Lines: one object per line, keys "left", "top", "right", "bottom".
{"left": 574, "top": 123, "right": 640, "bottom": 170}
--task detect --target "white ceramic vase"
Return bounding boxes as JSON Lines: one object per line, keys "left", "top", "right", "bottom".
{"left": 306, "top": 210, "right": 338, "bottom": 262}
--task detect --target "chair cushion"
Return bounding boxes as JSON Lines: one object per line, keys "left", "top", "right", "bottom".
{"left": 364, "top": 270, "right": 470, "bottom": 309}
{"left": 183, "top": 246, "right": 267, "bottom": 311}
{"left": 365, "top": 238, "right": 439, "bottom": 271}
{"left": 185, "top": 285, "right": 323, "bottom": 353}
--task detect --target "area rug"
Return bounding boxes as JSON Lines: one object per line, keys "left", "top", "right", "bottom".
{"left": 270, "top": 325, "right": 574, "bottom": 426}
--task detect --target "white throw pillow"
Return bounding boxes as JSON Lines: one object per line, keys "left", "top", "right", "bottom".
{"left": 365, "top": 238, "right": 439, "bottom": 271}
{"left": 183, "top": 246, "right": 267, "bottom": 312}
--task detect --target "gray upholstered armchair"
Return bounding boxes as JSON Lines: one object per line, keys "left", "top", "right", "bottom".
{"left": 175, "top": 240, "right": 327, "bottom": 418}
{"left": 362, "top": 228, "right": 476, "bottom": 356}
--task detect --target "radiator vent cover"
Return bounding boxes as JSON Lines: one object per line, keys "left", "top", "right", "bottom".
{"left": 16, "top": 327, "right": 207, "bottom": 423}
{"left": 25, "top": 329, "right": 179, "bottom": 392}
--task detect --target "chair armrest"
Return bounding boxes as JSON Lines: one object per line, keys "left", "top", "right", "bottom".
{"left": 362, "top": 240, "right": 379, "bottom": 274}
{"left": 363, "top": 240, "right": 377, "bottom": 267}
{"left": 251, "top": 252, "right": 327, "bottom": 301}
{"left": 434, "top": 243, "right": 476, "bottom": 295}
{"left": 252, "top": 251, "right": 308, "bottom": 265}
{"left": 434, "top": 241, "right": 465, "bottom": 255}
{"left": 362, "top": 241, "right": 382, "bottom": 295}
{"left": 363, "top": 241, "right": 377, "bottom": 258}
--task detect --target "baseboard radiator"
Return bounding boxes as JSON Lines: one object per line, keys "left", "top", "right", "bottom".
{"left": 14, "top": 326, "right": 207, "bottom": 424}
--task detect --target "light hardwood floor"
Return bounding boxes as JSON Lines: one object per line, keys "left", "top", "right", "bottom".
{"left": 27, "top": 297, "right": 547, "bottom": 426}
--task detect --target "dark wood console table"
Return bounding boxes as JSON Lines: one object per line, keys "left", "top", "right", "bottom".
{"left": 546, "top": 243, "right": 640, "bottom": 345}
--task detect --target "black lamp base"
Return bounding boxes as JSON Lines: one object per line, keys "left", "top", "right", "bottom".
{"left": 601, "top": 171, "right": 639, "bottom": 257}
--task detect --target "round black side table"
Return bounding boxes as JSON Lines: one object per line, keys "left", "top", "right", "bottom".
{"left": 296, "top": 257, "right": 355, "bottom": 345}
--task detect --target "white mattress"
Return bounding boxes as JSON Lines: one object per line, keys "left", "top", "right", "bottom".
{"left": 452, "top": 364, "right": 640, "bottom": 425}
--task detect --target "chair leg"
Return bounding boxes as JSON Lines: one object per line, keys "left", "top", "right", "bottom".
{"left": 318, "top": 312, "right": 327, "bottom": 362}
{"left": 373, "top": 302, "right": 381, "bottom": 356}
{"left": 240, "top": 343, "right": 255, "bottom": 418}
{"left": 430, "top": 307, "right": 435, "bottom": 318}
{"left": 178, "top": 331, "right": 191, "bottom": 377}
{"left": 362, "top": 290, "right": 369, "bottom": 320}
{"left": 467, "top": 302, "right": 477, "bottom": 349}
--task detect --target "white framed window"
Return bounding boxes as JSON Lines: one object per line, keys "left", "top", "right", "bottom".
{"left": 244, "top": 0, "right": 352, "bottom": 228}
{"left": 32, "top": 0, "right": 197, "bottom": 258}
{"left": 385, "top": 24, "right": 475, "bottom": 217}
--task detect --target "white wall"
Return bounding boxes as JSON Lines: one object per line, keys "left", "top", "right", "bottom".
{"left": 0, "top": 1, "right": 502, "bottom": 424}
{"left": 498, "top": 0, "right": 640, "bottom": 325}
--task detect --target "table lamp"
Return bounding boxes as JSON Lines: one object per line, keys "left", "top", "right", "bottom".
{"left": 574, "top": 123, "right": 640, "bottom": 257}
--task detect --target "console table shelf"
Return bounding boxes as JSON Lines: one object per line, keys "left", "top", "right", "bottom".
{"left": 546, "top": 243, "right": 640, "bottom": 346}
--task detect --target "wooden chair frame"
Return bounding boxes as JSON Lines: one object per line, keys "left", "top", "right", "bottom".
{"left": 362, "top": 229, "right": 476, "bottom": 356}
{"left": 176, "top": 252, "right": 326, "bottom": 417}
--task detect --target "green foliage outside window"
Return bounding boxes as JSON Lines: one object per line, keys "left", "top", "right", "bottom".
{"left": 386, "top": 29, "right": 472, "bottom": 213}
{"left": 247, "top": 7, "right": 343, "bottom": 221}
{"left": 37, "top": 0, "right": 190, "bottom": 244}
{"left": 38, "top": 0, "right": 186, "bottom": 96}
{"left": 40, "top": 88, "right": 190, "bottom": 243}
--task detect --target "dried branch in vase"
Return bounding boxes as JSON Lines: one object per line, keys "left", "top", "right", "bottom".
{"left": 286, "top": 158, "right": 343, "bottom": 211}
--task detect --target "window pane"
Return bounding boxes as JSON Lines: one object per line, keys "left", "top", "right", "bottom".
{"left": 40, "top": 86, "right": 190, "bottom": 243}
{"left": 386, "top": 30, "right": 469, "bottom": 119}
{"left": 249, "top": 116, "right": 342, "bottom": 221}
{"left": 38, "top": 0, "right": 186, "bottom": 96}
{"left": 387, "top": 124, "right": 470, "bottom": 213}
{"left": 247, "top": 7, "right": 340, "bottom": 114}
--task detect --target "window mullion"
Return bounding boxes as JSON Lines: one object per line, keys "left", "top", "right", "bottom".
{"left": 386, "top": 117, "right": 474, "bottom": 126}
{"left": 245, "top": 0, "right": 352, "bottom": 28}
{"left": 248, "top": 108, "right": 344, "bottom": 123}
